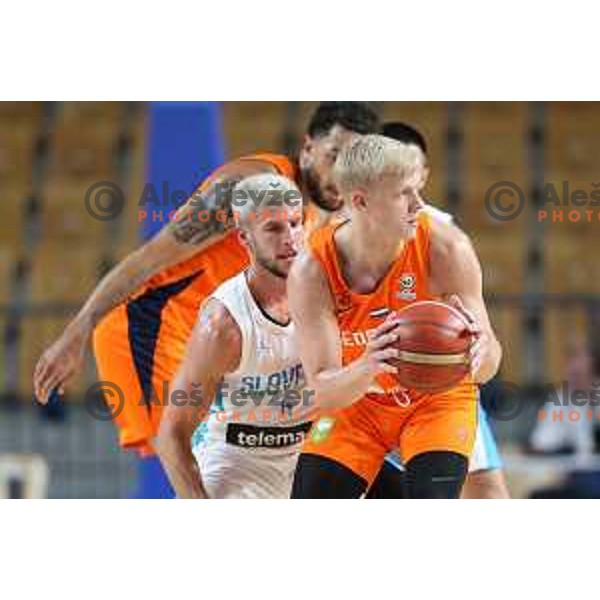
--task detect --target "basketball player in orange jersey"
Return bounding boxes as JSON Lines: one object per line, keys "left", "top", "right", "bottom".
{"left": 33, "top": 102, "right": 379, "bottom": 457}
{"left": 370, "top": 121, "right": 510, "bottom": 500}
{"left": 289, "top": 134, "right": 503, "bottom": 498}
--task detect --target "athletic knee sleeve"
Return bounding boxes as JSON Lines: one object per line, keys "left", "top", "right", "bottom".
{"left": 291, "top": 453, "right": 367, "bottom": 499}
{"left": 404, "top": 451, "right": 468, "bottom": 499}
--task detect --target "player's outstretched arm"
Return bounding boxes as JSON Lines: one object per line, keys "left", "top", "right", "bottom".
{"left": 33, "top": 159, "right": 277, "bottom": 404}
{"left": 288, "top": 252, "right": 401, "bottom": 409}
{"left": 429, "top": 219, "right": 503, "bottom": 384}
{"left": 156, "top": 299, "right": 241, "bottom": 499}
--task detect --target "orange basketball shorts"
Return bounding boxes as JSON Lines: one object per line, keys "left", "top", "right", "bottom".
{"left": 301, "top": 383, "right": 478, "bottom": 486}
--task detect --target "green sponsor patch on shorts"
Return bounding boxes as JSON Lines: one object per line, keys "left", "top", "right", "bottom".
{"left": 310, "top": 416, "right": 336, "bottom": 444}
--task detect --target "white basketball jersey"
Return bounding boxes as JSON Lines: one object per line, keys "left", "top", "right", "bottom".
{"left": 202, "top": 272, "right": 313, "bottom": 455}
{"left": 421, "top": 203, "right": 453, "bottom": 225}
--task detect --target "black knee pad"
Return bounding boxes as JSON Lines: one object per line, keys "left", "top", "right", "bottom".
{"left": 365, "top": 460, "right": 407, "bottom": 499}
{"left": 291, "top": 453, "right": 367, "bottom": 499}
{"left": 404, "top": 451, "right": 468, "bottom": 499}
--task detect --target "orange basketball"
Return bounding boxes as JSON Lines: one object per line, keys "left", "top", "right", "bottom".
{"left": 389, "top": 301, "right": 474, "bottom": 393}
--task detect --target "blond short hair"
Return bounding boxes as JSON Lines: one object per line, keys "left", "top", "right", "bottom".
{"left": 333, "top": 134, "right": 422, "bottom": 193}
{"left": 232, "top": 174, "right": 301, "bottom": 226}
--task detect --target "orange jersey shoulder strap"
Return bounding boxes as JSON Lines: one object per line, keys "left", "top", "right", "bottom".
{"left": 194, "top": 153, "right": 297, "bottom": 194}
{"left": 238, "top": 153, "right": 297, "bottom": 181}
{"left": 307, "top": 219, "right": 348, "bottom": 300}
{"left": 308, "top": 210, "right": 433, "bottom": 303}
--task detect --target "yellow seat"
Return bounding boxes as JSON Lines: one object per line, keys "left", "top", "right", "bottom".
{"left": 548, "top": 129, "right": 600, "bottom": 174}
{"left": 462, "top": 102, "right": 528, "bottom": 128}
{"left": 471, "top": 232, "right": 526, "bottom": 294}
{"left": 40, "top": 179, "right": 109, "bottom": 245}
{"left": 0, "top": 126, "right": 38, "bottom": 184}
{"left": 29, "top": 244, "right": 102, "bottom": 304}
{"left": 547, "top": 102, "right": 600, "bottom": 130}
{"left": 48, "top": 128, "right": 117, "bottom": 181}
{"left": 0, "top": 245, "right": 17, "bottom": 304}
{"left": 543, "top": 173, "right": 600, "bottom": 235}
{"left": 545, "top": 232, "right": 600, "bottom": 293}
{"left": 546, "top": 103, "right": 600, "bottom": 203}
{"left": 53, "top": 102, "right": 123, "bottom": 146}
{"left": 460, "top": 103, "right": 529, "bottom": 232}
{"left": 0, "top": 102, "right": 43, "bottom": 127}
{"left": 544, "top": 305, "right": 589, "bottom": 384}
{"left": 459, "top": 177, "right": 530, "bottom": 232}
{"left": 0, "top": 182, "right": 30, "bottom": 249}
{"left": 59, "top": 101, "right": 124, "bottom": 123}
{"left": 487, "top": 304, "right": 523, "bottom": 384}
{"left": 538, "top": 181, "right": 600, "bottom": 234}
{"left": 380, "top": 101, "right": 446, "bottom": 131}
{"left": 383, "top": 102, "right": 447, "bottom": 201}
{"left": 223, "top": 102, "right": 287, "bottom": 158}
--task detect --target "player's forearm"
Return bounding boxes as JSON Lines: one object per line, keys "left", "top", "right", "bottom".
{"left": 70, "top": 238, "right": 184, "bottom": 335}
{"left": 310, "top": 357, "right": 375, "bottom": 409}
{"left": 473, "top": 337, "right": 502, "bottom": 384}
{"left": 75, "top": 172, "right": 247, "bottom": 332}
{"left": 157, "top": 432, "right": 208, "bottom": 499}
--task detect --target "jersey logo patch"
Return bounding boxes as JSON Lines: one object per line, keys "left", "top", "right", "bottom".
{"left": 310, "top": 416, "right": 336, "bottom": 444}
{"left": 396, "top": 273, "right": 416, "bottom": 300}
{"left": 335, "top": 292, "right": 354, "bottom": 314}
{"left": 257, "top": 340, "right": 272, "bottom": 354}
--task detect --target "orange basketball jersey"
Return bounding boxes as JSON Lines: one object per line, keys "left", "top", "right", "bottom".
{"left": 308, "top": 210, "right": 474, "bottom": 405}
{"left": 302, "top": 211, "right": 478, "bottom": 479}
{"left": 139, "top": 152, "right": 299, "bottom": 309}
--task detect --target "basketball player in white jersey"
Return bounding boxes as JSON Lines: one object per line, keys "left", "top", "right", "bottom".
{"left": 154, "top": 172, "right": 452, "bottom": 499}
{"left": 156, "top": 173, "right": 314, "bottom": 498}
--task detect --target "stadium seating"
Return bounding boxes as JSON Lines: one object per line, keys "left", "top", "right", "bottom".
{"left": 118, "top": 109, "right": 147, "bottom": 250}
{"left": 0, "top": 102, "right": 43, "bottom": 127}
{"left": 471, "top": 231, "right": 525, "bottom": 294}
{"left": 544, "top": 304, "right": 589, "bottom": 384}
{"left": 545, "top": 102, "right": 600, "bottom": 234}
{"left": 0, "top": 125, "right": 38, "bottom": 186}
{"left": 547, "top": 127, "right": 600, "bottom": 174}
{"left": 1, "top": 101, "right": 598, "bottom": 414}
{"left": 222, "top": 102, "right": 287, "bottom": 158}
{"left": 40, "top": 179, "right": 108, "bottom": 245}
{"left": 0, "top": 185, "right": 27, "bottom": 249}
{"left": 381, "top": 102, "right": 448, "bottom": 203}
{"left": 6, "top": 102, "right": 148, "bottom": 402}
{"left": 0, "top": 246, "right": 16, "bottom": 305}
{"left": 488, "top": 304, "right": 523, "bottom": 384}
{"left": 48, "top": 128, "right": 118, "bottom": 182}
{"left": 461, "top": 102, "right": 529, "bottom": 231}
{"left": 545, "top": 232, "right": 600, "bottom": 293}
{"left": 58, "top": 101, "right": 124, "bottom": 124}
{"left": 4, "top": 101, "right": 600, "bottom": 499}
{"left": 28, "top": 242, "right": 103, "bottom": 304}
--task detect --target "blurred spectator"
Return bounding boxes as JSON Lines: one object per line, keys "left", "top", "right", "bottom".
{"left": 529, "top": 338, "right": 600, "bottom": 457}
{"left": 528, "top": 336, "right": 600, "bottom": 498}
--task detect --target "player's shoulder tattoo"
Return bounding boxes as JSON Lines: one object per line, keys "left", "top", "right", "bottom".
{"left": 167, "top": 176, "right": 243, "bottom": 245}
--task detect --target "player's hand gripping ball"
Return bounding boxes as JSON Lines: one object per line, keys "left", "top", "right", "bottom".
{"left": 387, "top": 300, "right": 477, "bottom": 393}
